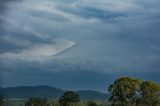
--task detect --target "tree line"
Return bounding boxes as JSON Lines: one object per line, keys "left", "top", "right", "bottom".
{"left": 0, "top": 77, "right": 160, "bottom": 106}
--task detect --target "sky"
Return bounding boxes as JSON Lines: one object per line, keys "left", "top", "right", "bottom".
{"left": 0, "top": 0, "right": 160, "bottom": 92}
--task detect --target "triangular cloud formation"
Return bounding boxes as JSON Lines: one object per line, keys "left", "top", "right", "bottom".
{"left": 0, "top": 38, "right": 76, "bottom": 61}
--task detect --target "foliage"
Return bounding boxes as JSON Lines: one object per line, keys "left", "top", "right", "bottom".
{"left": 25, "top": 97, "right": 49, "bottom": 106}
{"left": 51, "top": 100, "right": 60, "bottom": 106}
{"left": 108, "top": 77, "right": 141, "bottom": 106}
{"left": 108, "top": 77, "right": 160, "bottom": 106}
{"left": 0, "top": 95, "right": 4, "bottom": 106}
{"left": 139, "top": 81, "right": 160, "bottom": 106}
{"left": 59, "top": 91, "right": 80, "bottom": 106}
{"left": 87, "top": 100, "right": 98, "bottom": 106}
{"left": 1, "top": 77, "right": 160, "bottom": 106}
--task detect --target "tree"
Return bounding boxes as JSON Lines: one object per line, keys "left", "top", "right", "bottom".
{"left": 87, "top": 100, "right": 98, "bottom": 106}
{"left": 59, "top": 91, "right": 80, "bottom": 106}
{"left": 140, "top": 81, "right": 160, "bottom": 106}
{"left": 25, "top": 97, "right": 49, "bottom": 106}
{"left": 108, "top": 77, "right": 160, "bottom": 106}
{"left": 0, "top": 95, "right": 4, "bottom": 106}
{"left": 108, "top": 77, "right": 141, "bottom": 106}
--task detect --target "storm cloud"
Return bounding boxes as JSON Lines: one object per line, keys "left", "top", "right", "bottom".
{"left": 0, "top": 0, "right": 160, "bottom": 91}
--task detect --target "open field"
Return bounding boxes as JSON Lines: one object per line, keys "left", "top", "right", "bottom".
{"left": 3, "top": 99, "right": 112, "bottom": 106}
{"left": 4, "top": 100, "right": 26, "bottom": 106}
{"left": 4, "top": 100, "right": 160, "bottom": 106}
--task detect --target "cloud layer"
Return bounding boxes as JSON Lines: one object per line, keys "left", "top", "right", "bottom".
{"left": 0, "top": 38, "right": 76, "bottom": 61}
{"left": 0, "top": 0, "right": 160, "bottom": 91}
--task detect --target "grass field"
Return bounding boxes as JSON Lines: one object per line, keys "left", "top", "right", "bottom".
{"left": 4, "top": 99, "right": 26, "bottom": 106}
{"left": 3, "top": 99, "right": 160, "bottom": 106}
{"left": 3, "top": 99, "right": 112, "bottom": 106}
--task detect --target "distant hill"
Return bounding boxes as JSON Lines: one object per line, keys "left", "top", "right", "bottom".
{"left": 77, "top": 90, "right": 108, "bottom": 100}
{"left": 0, "top": 86, "right": 109, "bottom": 100}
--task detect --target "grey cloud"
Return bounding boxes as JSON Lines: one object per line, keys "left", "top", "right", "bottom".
{"left": 1, "top": 0, "right": 160, "bottom": 70}
{"left": 28, "top": 10, "right": 70, "bottom": 22}
{"left": 0, "top": 0, "right": 160, "bottom": 90}
{"left": 57, "top": 5, "right": 127, "bottom": 21}
{"left": 1, "top": 63, "right": 160, "bottom": 92}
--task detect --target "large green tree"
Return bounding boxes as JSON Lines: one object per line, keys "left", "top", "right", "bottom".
{"left": 140, "top": 81, "right": 160, "bottom": 106}
{"left": 59, "top": 91, "right": 80, "bottom": 106}
{"left": 108, "top": 77, "right": 160, "bottom": 106}
{"left": 108, "top": 77, "right": 141, "bottom": 106}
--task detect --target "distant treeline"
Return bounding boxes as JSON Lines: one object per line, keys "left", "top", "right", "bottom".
{"left": 0, "top": 77, "right": 160, "bottom": 106}
{"left": 0, "top": 86, "right": 108, "bottom": 100}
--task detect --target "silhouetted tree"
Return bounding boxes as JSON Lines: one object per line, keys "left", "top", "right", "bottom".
{"left": 59, "top": 91, "right": 80, "bottom": 106}
{"left": 0, "top": 95, "right": 4, "bottom": 106}
{"left": 87, "top": 100, "right": 98, "bottom": 106}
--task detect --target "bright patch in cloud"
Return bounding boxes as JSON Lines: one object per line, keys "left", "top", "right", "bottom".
{"left": 0, "top": 38, "right": 76, "bottom": 61}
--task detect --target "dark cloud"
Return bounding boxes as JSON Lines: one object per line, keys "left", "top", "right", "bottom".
{"left": 57, "top": 5, "right": 127, "bottom": 21}
{"left": 0, "top": 0, "right": 160, "bottom": 91}
{"left": 0, "top": 0, "right": 22, "bottom": 22}
{"left": 2, "top": 68, "right": 160, "bottom": 92}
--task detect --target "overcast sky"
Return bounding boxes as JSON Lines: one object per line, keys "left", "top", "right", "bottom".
{"left": 0, "top": 0, "right": 160, "bottom": 92}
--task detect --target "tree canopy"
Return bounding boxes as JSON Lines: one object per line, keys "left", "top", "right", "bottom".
{"left": 87, "top": 100, "right": 98, "bottom": 106}
{"left": 59, "top": 91, "right": 80, "bottom": 106}
{"left": 140, "top": 81, "right": 160, "bottom": 106}
{"left": 108, "top": 77, "right": 160, "bottom": 106}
